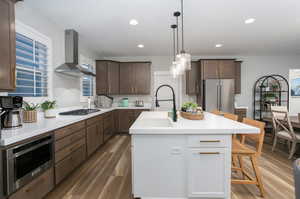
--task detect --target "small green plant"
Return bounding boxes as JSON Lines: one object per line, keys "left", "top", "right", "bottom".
{"left": 181, "top": 102, "right": 198, "bottom": 112}
{"left": 23, "top": 101, "right": 39, "bottom": 111}
{"left": 41, "top": 100, "right": 56, "bottom": 111}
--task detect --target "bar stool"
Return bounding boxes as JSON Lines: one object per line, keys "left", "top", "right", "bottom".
{"left": 231, "top": 118, "right": 266, "bottom": 197}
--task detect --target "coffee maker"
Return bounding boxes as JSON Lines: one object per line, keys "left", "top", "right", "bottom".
{"left": 0, "top": 96, "right": 23, "bottom": 129}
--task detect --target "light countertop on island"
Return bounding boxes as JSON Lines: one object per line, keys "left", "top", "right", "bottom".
{"left": 130, "top": 111, "right": 259, "bottom": 135}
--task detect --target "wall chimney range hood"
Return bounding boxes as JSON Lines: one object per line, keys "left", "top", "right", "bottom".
{"left": 55, "top": 29, "right": 96, "bottom": 77}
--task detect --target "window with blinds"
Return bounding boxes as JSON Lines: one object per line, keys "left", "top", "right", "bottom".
{"left": 82, "top": 64, "right": 94, "bottom": 97}
{"left": 9, "top": 32, "right": 48, "bottom": 97}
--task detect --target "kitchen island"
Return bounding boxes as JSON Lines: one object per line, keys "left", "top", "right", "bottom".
{"left": 130, "top": 111, "right": 259, "bottom": 199}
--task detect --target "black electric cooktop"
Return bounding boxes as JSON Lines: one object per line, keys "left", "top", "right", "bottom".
{"left": 59, "top": 109, "right": 100, "bottom": 116}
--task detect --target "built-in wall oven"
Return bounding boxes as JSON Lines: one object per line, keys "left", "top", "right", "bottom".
{"left": 4, "top": 135, "right": 53, "bottom": 195}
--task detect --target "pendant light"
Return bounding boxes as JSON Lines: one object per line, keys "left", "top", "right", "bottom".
{"left": 170, "top": 24, "right": 179, "bottom": 78}
{"left": 173, "top": 11, "right": 185, "bottom": 75}
{"left": 176, "top": 0, "right": 191, "bottom": 71}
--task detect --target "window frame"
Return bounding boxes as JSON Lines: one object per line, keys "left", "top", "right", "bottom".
{"left": 13, "top": 21, "right": 53, "bottom": 104}
{"left": 80, "top": 55, "right": 95, "bottom": 102}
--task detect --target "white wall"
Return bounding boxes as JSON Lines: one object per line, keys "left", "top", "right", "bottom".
{"left": 103, "top": 55, "right": 300, "bottom": 117}
{"left": 14, "top": 3, "right": 100, "bottom": 107}
{"left": 290, "top": 69, "right": 300, "bottom": 115}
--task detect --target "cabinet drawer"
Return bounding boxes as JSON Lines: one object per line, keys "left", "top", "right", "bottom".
{"left": 55, "top": 121, "right": 85, "bottom": 140}
{"left": 86, "top": 115, "right": 102, "bottom": 126}
{"left": 55, "top": 144, "right": 86, "bottom": 184}
{"left": 55, "top": 138, "right": 85, "bottom": 163}
{"left": 55, "top": 129, "right": 86, "bottom": 152}
{"left": 9, "top": 168, "right": 54, "bottom": 199}
{"left": 187, "top": 135, "right": 230, "bottom": 148}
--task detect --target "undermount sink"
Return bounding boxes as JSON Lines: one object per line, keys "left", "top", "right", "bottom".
{"left": 138, "top": 118, "right": 173, "bottom": 128}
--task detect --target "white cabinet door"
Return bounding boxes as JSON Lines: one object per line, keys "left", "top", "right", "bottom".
{"left": 187, "top": 148, "right": 230, "bottom": 198}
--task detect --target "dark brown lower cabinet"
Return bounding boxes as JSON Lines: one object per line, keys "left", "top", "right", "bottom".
{"left": 118, "top": 109, "right": 149, "bottom": 133}
{"left": 103, "top": 112, "right": 113, "bottom": 142}
{"left": 55, "top": 145, "right": 86, "bottom": 184}
{"left": 86, "top": 116, "right": 103, "bottom": 156}
{"left": 9, "top": 168, "right": 54, "bottom": 199}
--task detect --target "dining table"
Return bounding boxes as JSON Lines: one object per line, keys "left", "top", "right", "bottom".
{"left": 263, "top": 116, "right": 300, "bottom": 128}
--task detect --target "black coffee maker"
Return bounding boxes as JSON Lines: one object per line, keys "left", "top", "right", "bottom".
{"left": 0, "top": 96, "right": 23, "bottom": 129}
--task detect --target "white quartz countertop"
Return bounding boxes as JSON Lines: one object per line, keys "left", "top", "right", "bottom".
{"left": 0, "top": 105, "right": 151, "bottom": 146}
{"left": 130, "top": 111, "right": 260, "bottom": 135}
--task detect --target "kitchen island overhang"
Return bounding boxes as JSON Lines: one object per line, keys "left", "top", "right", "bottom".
{"left": 130, "top": 111, "right": 259, "bottom": 199}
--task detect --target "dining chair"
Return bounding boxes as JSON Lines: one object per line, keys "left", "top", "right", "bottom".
{"left": 231, "top": 118, "right": 266, "bottom": 197}
{"left": 271, "top": 107, "right": 300, "bottom": 159}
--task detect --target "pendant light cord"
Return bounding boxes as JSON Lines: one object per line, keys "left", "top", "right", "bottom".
{"left": 173, "top": 28, "right": 176, "bottom": 61}
{"left": 176, "top": 16, "right": 179, "bottom": 54}
{"left": 181, "top": 0, "right": 184, "bottom": 53}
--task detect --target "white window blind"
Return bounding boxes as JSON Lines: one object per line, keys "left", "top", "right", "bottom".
{"left": 82, "top": 64, "right": 94, "bottom": 97}
{"left": 9, "top": 32, "right": 48, "bottom": 97}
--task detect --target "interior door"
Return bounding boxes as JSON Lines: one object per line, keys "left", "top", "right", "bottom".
{"left": 219, "top": 79, "right": 235, "bottom": 113}
{"left": 204, "top": 79, "right": 219, "bottom": 112}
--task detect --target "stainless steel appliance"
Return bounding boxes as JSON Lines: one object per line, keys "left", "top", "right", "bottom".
{"left": 55, "top": 30, "right": 95, "bottom": 77}
{"left": 0, "top": 96, "right": 23, "bottom": 129}
{"left": 4, "top": 135, "right": 53, "bottom": 195}
{"left": 94, "top": 95, "right": 113, "bottom": 108}
{"left": 59, "top": 109, "right": 100, "bottom": 116}
{"left": 203, "top": 79, "right": 235, "bottom": 113}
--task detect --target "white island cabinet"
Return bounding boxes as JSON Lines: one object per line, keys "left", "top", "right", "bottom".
{"left": 130, "top": 111, "right": 259, "bottom": 199}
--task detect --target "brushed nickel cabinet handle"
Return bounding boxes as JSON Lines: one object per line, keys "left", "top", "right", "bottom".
{"left": 199, "top": 152, "right": 220, "bottom": 155}
{"left": 200, "top": 140, "right": 221, "bottom": 143}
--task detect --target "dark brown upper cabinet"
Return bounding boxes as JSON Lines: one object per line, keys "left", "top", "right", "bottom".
{"left": 119, "top": 62, "right": 151, "bottom": 95}
{"left": 0, "top": 0, "right": 16, "bottom": 91}
{"left": 201, "top": 59, "right": 236, "bottom": 80}
{"left": 134, "top": 62, "right": 151, "bottom": 94}
{"left": 234, "top": 61, "right": 242, "bottom": 94}
{"left": 186, "top": 61, "right": 201, "bottom": 95}
{"left": 119, "top": 62, "right": 135, "bottom": 94}
{"left": 201, "top": 60, "right": 219, "bottom": 79}
{"left": 96, "top": 61, "right": 120, "bottom": 95}
{"left": 218, "top": 60, "right": 236, "bottom": 79}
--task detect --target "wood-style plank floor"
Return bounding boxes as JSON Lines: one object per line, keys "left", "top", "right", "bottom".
{"left": 45, "top": 135, "right": 295, "bottom": 199}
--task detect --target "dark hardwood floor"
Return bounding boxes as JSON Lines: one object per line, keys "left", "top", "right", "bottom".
{"left": 45, "top": 135, "right": 295, "bottom": 199}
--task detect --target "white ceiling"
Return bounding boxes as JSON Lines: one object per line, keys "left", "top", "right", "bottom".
{"left": 24, "top": 0, "right": 300, "bottom": 57}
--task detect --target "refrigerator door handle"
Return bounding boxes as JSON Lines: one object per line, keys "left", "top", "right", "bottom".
{"left": 219, "top": 84, "right": 222, "bottom": 111}
{"left": 216, "top": 84, "right": 219, "bottom": 110}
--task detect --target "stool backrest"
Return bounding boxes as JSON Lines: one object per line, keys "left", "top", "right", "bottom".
{"left": 211, "top": 109, "right": 222, "bottom": 115}
{"left": 223, "top": 113, "right": 238, "bottom": 121}
{"left": 242, "top": 118, "right": 266, "bottom": 156}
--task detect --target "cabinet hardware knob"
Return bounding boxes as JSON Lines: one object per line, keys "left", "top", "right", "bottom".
{"left": 199, "top": 152, "right": 220, "bottom": 155}
{"left": 200, "top": 140, "right": 221, "bottom": 143}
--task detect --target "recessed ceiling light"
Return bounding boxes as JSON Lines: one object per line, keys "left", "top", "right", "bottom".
{"left": 129, "top": 19, "right": 139, "bottom": 26}
{"left": 215, "top": 44, "right": 223, "bottom": 48}
{"left": 137, "top": 44, "right": 144, "bottom": 48}
{"left": 245, "top": 18, "right": 256, "bottom": 24}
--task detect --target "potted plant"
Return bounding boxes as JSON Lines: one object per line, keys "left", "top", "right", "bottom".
{"left": 22, "top": 101, "right": 39, "bottom": 123}
{"left": 41, "top": 100, "right": 57, "bottom": 118}
{"left": 181, "top": 102, "right": 198, "bottom": 113}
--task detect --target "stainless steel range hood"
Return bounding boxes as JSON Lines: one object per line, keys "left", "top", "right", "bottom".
{"left": 55, "top": 29, "right": 96, "bottom": 77}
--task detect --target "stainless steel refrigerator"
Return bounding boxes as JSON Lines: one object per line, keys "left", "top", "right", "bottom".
{"left": 204, "top": 79, "right": 235, "bottom": 113}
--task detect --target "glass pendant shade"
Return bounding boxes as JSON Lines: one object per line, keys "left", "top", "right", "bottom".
{"left": 176, "top": 53, "right": 191, "bottom": 71}
{"left": 170, "top": 61, "right": 180, "bottom": 78}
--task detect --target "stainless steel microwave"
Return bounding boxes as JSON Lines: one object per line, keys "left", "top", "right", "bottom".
{"left": 4, "top": 135, "right": 53, "bottom": 195}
